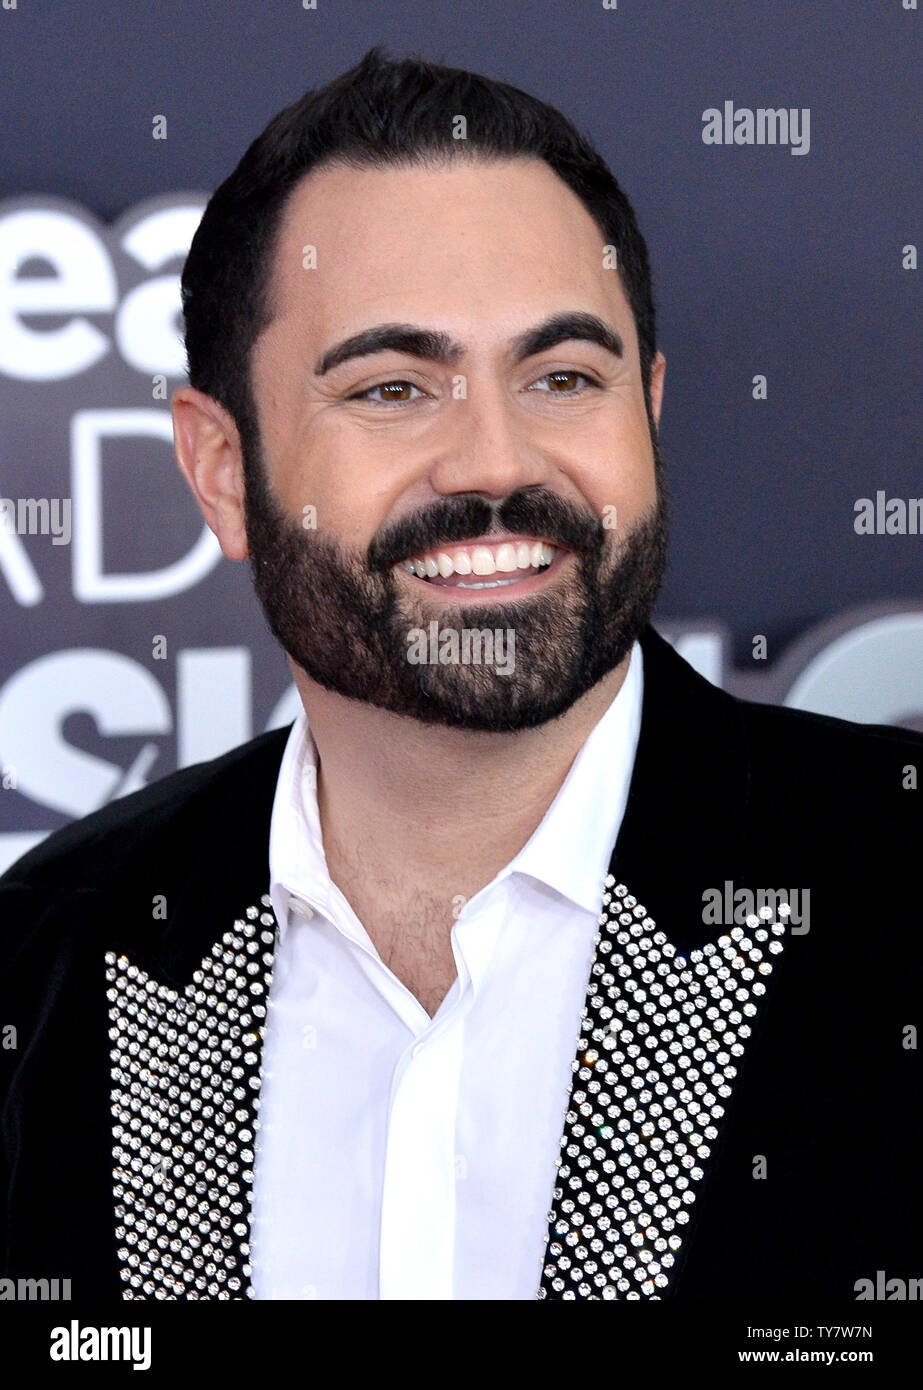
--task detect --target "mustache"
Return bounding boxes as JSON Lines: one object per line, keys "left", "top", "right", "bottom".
{"left": 366, "top": 488, "right": 607, "bottom": 573}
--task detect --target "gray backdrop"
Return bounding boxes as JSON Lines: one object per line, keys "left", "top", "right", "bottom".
{"left": 0, "top": 0, "right": 920, "bottom": 869}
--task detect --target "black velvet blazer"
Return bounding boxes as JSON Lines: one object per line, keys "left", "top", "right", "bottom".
{"left": 1, "top": 625, "right": 920, "bottom": 1300}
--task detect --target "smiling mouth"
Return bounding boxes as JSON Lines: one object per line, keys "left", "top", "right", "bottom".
{"left": 396, "top": 536, "right": 563, "bottom": 591}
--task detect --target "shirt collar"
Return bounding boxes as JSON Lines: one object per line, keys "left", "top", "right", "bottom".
{"left": 267, "top": 709, "right": 327, "bottom": 945}
{"left": 269, "top": 641, "right": 644, "bottom": 942}
{"left": 502, "top": 640, "right": 643, "bottom": 914}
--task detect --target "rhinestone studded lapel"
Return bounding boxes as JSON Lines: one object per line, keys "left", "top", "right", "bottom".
{"left": 539, "top": 876, "right": 788, "bottom": 1300}
{"left": 106, "top": 895, "right": 278, "bottom": 1299}
{"left": 105, "top": 876, "right": 786, "bottom": 1301}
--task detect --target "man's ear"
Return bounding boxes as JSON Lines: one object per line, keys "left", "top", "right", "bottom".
{"left": 171, "top": 386, "right": 250, "bottom": 561}
{"left": 649, "top": 350, "right": 666, "bottom": 432}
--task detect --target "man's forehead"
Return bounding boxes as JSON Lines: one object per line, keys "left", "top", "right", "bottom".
{"left": 274, "top": 152, "right": 589, "bottom": 236}
{"left": 262, "top": 156, "right": 635, "bottom": 350}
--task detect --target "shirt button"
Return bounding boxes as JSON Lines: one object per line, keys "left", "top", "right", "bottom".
{"left": 288, "top": 896, "right": 314, "bottom": 920}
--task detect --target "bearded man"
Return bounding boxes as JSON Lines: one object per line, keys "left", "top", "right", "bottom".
{"left": 1, "top": 48, "right": 919, "bottom": 1303}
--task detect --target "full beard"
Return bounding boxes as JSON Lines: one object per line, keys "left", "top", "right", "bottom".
{"left": 244, "top": 455, "right": 669, "bottom": 734}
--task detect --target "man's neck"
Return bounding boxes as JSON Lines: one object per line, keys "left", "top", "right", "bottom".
{"left": 291, "top": 652, "right": 633, "bottom": 901}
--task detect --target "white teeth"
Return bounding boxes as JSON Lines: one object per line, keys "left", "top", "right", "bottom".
{"left": 470, "top": 545, "right": 497, "bottom": 576}
{"left": 401, "top": 540, "right": 558, "bottom": 582}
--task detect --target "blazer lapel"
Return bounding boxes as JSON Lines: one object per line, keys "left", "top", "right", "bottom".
{"left": 538, "top": 627, "right": 790, "bottom": 1299}
{"left": 106, "top": 894, "right": 278, "bottom": 1299}
{"left": 99, "top": 728, "right": 289, "bottom": 1300}
{"left": 537, "top": 873, "right": 789, "bottom": 1299}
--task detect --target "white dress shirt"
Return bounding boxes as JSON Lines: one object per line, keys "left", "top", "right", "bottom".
{"left": 249, "top": 643, "right": 644, "bottom": 1300}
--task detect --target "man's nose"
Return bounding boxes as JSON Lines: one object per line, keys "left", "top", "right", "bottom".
{"left": 426, "top": 385, "right": 554, "bottom": 501}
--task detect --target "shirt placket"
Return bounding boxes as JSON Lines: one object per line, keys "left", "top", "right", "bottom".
{"left": 378, "top": 1011, "right": 466, "bottom": 1299}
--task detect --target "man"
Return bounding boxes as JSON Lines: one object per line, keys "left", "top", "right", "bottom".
{"left": 1, "top": 48, "right": 920, "bottom": 1303}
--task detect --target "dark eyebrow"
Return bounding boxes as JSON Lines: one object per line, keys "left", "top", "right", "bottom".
{"left": 508, "top": 312, "right": 624, "bottom": 365}
{"left": 315, "top": 324, "right": 463, "bottom": 376}
{"left": 313, "top": 311, "right": 623, "bottom": 377}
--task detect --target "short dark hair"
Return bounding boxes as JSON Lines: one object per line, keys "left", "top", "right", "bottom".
{"left": 180, "top": 46, "right": 658, "bottom": 467}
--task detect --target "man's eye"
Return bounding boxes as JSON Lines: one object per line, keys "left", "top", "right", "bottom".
{"left": 529, "top": 370, "right": 599, "bottom": 395}
{"left": 349, "top": 380, "right": 423, "bottom": 405}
